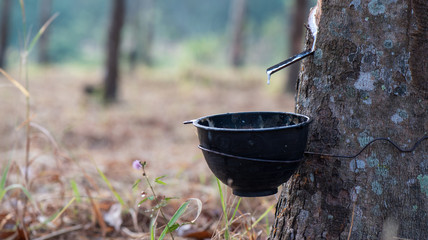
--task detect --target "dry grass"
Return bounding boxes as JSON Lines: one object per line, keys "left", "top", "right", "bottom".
{"left": 0, "top": 64, "right": 294, "bottom": 239}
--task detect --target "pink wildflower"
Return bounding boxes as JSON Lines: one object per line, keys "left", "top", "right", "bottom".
{"left": 133, "top": 160, "right": 143, "bottom": 170}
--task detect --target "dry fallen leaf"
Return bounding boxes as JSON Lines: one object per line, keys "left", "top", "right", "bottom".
{"left": 177, "top": 224, "right": 213, "bottom": 240}
{"left": 184, "top": 230, "right": 213, "bottom": 239}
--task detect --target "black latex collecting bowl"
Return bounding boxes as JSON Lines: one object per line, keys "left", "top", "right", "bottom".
{"left": 199, "top": 145, "right": 303, "bottom": 197}
{"left": 188, "top": 111, "right": 312, "bottom": 160}
{"left": 185, "top": 112, "right": 312, "bottom": 197}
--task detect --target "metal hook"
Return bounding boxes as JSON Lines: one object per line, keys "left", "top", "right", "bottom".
{"left": 266, "top": 5, "right": 318, "bottom": 84}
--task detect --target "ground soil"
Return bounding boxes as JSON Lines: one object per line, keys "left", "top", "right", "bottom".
{"left": 0, "top": 65, "right": 295, "bottom": 239}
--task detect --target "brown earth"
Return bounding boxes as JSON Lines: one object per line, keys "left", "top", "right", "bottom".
{"left": 0, "top": 65, "right": 295, "bottom": 239}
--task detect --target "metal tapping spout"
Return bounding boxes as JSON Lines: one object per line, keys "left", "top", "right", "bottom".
{"left": 266, "top": 5, "right": 319, "bottom": 84}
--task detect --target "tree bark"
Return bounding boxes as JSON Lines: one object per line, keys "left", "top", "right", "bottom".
{"left": 284, "top": 0, "right": 308, "bottom": 93}
{"left": 229, "top": 0, "right": 247, "bottom": 67}
{"left": 38, "top": 0, "right": 53, "bottom": 64}
{"left": 103, "top": 0, "right": 125, "bottom": 103}
{"left": 0, "top": 0, "right": 11, "bottom": 68}
{"left": 270, "top": 0, "right": 428, "bottom": 239}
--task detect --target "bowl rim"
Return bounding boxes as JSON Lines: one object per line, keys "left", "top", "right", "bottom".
{"left": 192, "top": 111, "right": 312, "bottom": 132}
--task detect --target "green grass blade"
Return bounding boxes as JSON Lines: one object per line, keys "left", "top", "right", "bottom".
{"left": 216, "top": 178, "right": 229, "bottom": 240}
{"left": 159, "top": 201, "right": 190, "bottom": 240}
{"left": 27, "top": 13, "right": 59, "bottom": 53}
{"left": 50, "top": 197, "right": 76, "bottom": 224}
{"left": 155, "top": 175, "right": 167, "bottom": 185}
{"left": 0, "top": 184, "right": 32, "bottom": 202}
{"left": 96, "top": 166, "right": 126, "bottom": 206}
{"left": 132, "top": 179, "right": 141, "bottom": 190}
{"left": 0, "top": 158, "right": 11, "bottom": 191}
{"left": 70, "top": 180, "right": 81, "bottom": 203}
{"left": 230, "top": 197, "right": 241, "bottom": 222}
{"left": 0, "top": 190, "right": 6, "bottom": 202}
{"left": 167, "top": 201, "right": 190, "bottom": 228}
{"left": 150, "top": 214, "right": 157, "bottom": 240}
{"left": 137, "top": 197, "right": 150, "bottom": 206}
{"left": 216, "top": 178, "right": 227, "bottom": 217}
{"left": 34, "top": 197, "right": 76, "bottom": 229}
{"left": 265, "top": 212, "right": 270, "bottom": 234}
{"left": 251, "top": 203, "right": 275, "bottom": 229}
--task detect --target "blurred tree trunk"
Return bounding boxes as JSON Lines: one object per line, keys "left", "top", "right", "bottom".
{"left": 103, "top": 0, "right": 125, "bottom": 103}
{"left": 128, "top": 0, "right": 141, "bottom": 73}
{"left": 0, "top": 0, "right": 11, "bottom": 68}
{"left": 128, "top": 0, "right": 154, "bottom": 72}
{"left": 269, "top": 0, "right": 428, "bottom": 239}
{"left": 140, "top": 0, "right": 155, "bottom": 66}
{"left": 229, "top": 0, "right": 247, "bottom": 67}
{"left": 284, "top": 0, "right": 307, "bottom": 93}
{"left": 38, "top": 0, "right": 52, "bottom": 64}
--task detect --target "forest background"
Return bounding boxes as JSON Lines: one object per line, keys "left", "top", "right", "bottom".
{"left": 2, "top": 0, "right": 313, "bottom": 68}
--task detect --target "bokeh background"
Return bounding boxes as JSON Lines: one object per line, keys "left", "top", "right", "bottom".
{"left": 2, "top": 0, "right": 313, "bottom": 67}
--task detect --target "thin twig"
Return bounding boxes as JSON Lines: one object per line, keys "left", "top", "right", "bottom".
{"left": 29, "top": 122, "right": 60, "bottom": 151}
{"left": 128, "top": 208, "right": 142, "bottom": 232}
{"left": 121, "top": 227, "right": 148, "bottom": 238}
{"left": 33, "top": 224, "right": 84, "bottom": 240}
{"left": 84, "top": 187, "right": 108, "bottom": 237}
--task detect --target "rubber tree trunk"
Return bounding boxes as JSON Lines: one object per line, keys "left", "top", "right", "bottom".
{"left": 38, "top": 0, "right": 52, "bottom": 64}
{"left": 103, "top": 0, "right": 125, "bottom": 103}
{"left": 229, "top": 0, "right": 247, "bottom": 67}
{"left": 0, "top": 0, "right": 11, "bottom": 68}
{"left": 284, "top": 0, "right": 307, "bottom": 93}
{"left": 269, "top": 0, "right": 428, "bottom": 239}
